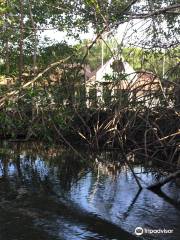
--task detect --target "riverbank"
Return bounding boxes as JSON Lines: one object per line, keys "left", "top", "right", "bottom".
{"left": 0, "top": 107, "right": 179, "bottom": 166}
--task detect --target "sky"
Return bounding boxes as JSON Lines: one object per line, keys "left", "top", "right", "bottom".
{"left": 39, "top": 21, "right": 142, "bottom": 46}
{"left": 39, "top": 26, "right": 95, "bottom": 46}
{"left": 39, "top": 17, "right": 175, "bottom": 50}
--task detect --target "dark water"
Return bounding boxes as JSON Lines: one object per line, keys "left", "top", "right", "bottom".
{"left": 0, "top": 142, "right": 180, "bottom": 240}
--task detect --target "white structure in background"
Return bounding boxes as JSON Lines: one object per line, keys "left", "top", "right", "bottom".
{"left": 86, "top": 55, "right": 161, "bottom": 108}
{"left": 96, "top": 56, "right": 136, "bottom": 83}
{"left": 86, "top": 55, "right": 137, "bottom": 105}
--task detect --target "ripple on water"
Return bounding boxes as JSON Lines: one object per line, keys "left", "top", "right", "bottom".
{"left": 0, "top": 144, "right": 180, "bottom": 240}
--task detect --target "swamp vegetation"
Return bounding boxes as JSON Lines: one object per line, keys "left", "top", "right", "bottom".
{"left": 0, "top": 0, "right": 180, "bottom": 239}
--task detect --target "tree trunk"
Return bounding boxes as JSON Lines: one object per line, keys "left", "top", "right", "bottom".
{"left": 19, "top": 0, "right": 24, "bottom": 82}
{"left": 5, "top": 0, "right": 10, "bottom": 75}
{"left": 174, "top": 79, "right": 180, "bottom": 111}
{"left": 28, "top": 0, "right": 38, "bottom": 121}
{"left": 5, "top": 40, "right": 10, "bottom": 75}
{"left": 28, "top": 0, "right": 38, "bottom": 76}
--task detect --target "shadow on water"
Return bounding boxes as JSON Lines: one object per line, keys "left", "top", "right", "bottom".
{"left": 0, "top": 141, "right": 180, "bottom": 240}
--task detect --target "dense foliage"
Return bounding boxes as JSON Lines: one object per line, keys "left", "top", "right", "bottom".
{"left": 0, "top": 1, "right": 179, "bottom": 160}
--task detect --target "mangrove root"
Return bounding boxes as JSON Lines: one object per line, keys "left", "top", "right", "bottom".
{"left": 147, "top": 169, "right": 180, "bottom": 191}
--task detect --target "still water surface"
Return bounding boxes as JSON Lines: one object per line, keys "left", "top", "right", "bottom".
{"left": 0, "top": 142, "right": 180, "bottom": 240}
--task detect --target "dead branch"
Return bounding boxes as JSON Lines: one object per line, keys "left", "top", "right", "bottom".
{"left": 148, "top": 169, "right": 180, "bottom": 191}
{"left": 0, "top": 56, "right": 71, "bottom": 108}
{"left": 129, "top": 4, "right": 180, "bottom": 19}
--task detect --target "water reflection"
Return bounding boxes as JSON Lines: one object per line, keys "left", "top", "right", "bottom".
{"left": 0, "top": 141, "right": 180, "bottom": 240}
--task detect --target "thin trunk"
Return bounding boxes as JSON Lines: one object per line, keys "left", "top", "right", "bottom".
{"left": 28, "top": 0, "right": 38, "bottom": 121}
{"left": 19, "top": 0, "right": 24, "bottom": 82}
{"left": 5, "top": 0, "right": 10, "bottom": 75}
{"left": 5, "top": 40, "right": 10, "bottom": 75}
{"left": 28, "top": 0, "right": 38, "bottom": 75}
{"left": 174, "top": 78, "right": 180, "bottom": 111}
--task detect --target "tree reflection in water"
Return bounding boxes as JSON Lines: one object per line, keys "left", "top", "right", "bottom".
{"left": 0, "top": 141, "right": 180, "bottom": 240}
